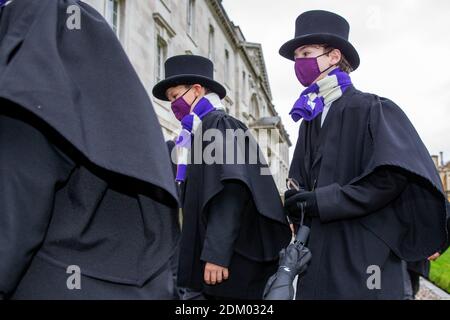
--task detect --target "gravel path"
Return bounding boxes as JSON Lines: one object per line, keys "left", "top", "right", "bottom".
{"left": 415, "top": 278, "right": 450, "bottom": 300}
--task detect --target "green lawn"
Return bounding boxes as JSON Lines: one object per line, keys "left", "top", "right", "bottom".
{"left": 430, "top": 248, "right": 450, "bottom": 293}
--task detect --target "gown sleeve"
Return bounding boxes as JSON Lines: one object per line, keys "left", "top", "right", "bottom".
{"left": 200, "top": 180, "right": 251, "bottom": 268}
{"left": 316, "top": 167, "right": 408, "bottom": 223}
{"left": 0, "top": 112, "right": 75, "bottom": 298}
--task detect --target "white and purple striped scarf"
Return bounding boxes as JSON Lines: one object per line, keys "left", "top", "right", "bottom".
{"left": 0, "top": 0, "right": 13, "bottom": 7}
{"left": 290, "top": 67, "right": 352, "bottom": 122}
{"left": 175, "top": 93, "right": 224, "bottom": 182}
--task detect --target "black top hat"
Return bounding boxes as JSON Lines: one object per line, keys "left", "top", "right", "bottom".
{"left": 279, "top": 10, "right": 360, "bottom": 70}
{"left": 152, "top": 55, "right": 226, "bottom": 101}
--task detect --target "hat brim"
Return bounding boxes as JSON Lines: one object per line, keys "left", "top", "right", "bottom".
{"left": 152, "top": 75, "right": 227, "bottom": 101}
{"left": 279, "top": 33, "right": 360, "bottom": 70}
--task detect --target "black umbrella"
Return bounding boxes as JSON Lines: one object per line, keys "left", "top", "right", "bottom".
{"left": 263, "top": 178, "right": 312, "bottom": 300}
{"left": 263, "top": 225, "right": 312, "bottom": 300}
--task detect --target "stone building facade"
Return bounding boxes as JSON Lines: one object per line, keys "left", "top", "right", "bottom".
{"left": 432, "top": 153, "right": 450, "bottom": 201}
{"left": 83, "top": 0, "right": 291, "bottom": 192}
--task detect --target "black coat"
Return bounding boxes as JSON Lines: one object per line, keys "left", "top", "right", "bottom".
{"left": 0, "top": 0, "right": 179, "bottom": 299}
{"left": 290, "top": 86, "right": 448, "bottom": 299}
{"left": 177, "top": 110, "right": 291, "bottom": 299}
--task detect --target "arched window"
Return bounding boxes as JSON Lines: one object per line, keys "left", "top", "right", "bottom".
{"left": 155, "top": 36, "right": 168, "bottom": 83}
{"left": 105, "top": 0, "right": 125, "bottom": 41}
{"left": 251, "top": 94, "right": 260, "bottom": 120}
{"left": 208, "top": 25, "right": 215, "bottom": 61}
{"left": 224, "top": 49, "right": 230, "bottom": 84}
{"left": 187, "top": 0, "right": 195, "bottom": 36}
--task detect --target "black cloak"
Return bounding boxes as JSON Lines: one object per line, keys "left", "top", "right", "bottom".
{"left": 177, "top": 110, "right": 291, "bottom": 299}
{"left": 0, "top": 0, "right": 179, "bottom": 299}
{"left": 290, "top": 86, "right": 448, "bottom": 299}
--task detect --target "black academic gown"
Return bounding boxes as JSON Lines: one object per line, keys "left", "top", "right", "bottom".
{"left": 0, "top": 0, "right": 179, "bottom": 299}
{"left": 290, "top": 86, "right": 448, "bottom": 300}
{"left": 177, "top": 110, "right": 291, "bottom": 300}
{"left": 166, "top": 140, "right": 182, "bottom": 300}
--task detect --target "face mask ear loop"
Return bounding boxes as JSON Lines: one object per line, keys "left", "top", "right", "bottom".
{"left": 320, "top": 64, "right": 335, "bottom": 75}
{"left": 189, "top": 85, "right": 199, "bottom": 108}
{"left": 317, "top": 49, "right": 334, "bottom": 58}
{"left": 178, "top": 86, "right": 198, "bottom": 110}
{"left": 190, "top": 95, "right": 198, "bottom": 108}
{"left": 180, "top": 86, "right": 192, "bottom": 98}
{"left": 317, "top": 50, "right": 338, "bottom": 76}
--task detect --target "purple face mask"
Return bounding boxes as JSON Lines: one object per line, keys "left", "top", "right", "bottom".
{"left": 171, "top": 87, "right": 196, "bottom": 121}
{"left": 294, "top": 50, "right": 333, "bottom": 87}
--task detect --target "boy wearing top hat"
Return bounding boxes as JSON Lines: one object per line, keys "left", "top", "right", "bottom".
{"left": 280, "top": 10, "right": 448, "bottom": 299}
{"left": 152, "top": 55, "right": 291, "bottom": 300}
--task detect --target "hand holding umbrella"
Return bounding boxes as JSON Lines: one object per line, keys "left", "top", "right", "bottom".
{"left": 263, "top": 178, "right": 313, "bottom": 300}
{"left": 263, "top": 225, "right": 312, "bottom": 300}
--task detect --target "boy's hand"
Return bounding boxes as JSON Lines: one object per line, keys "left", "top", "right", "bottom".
{"left": 428, "top": 252, "right": 440, "bottom": 261}
{"left": 204, "top": 262, "right": 229, "bottom": 285}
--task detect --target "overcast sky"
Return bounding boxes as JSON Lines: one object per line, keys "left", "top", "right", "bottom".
{"left": 222, "top": 0, "right": 450, "bottom": 164}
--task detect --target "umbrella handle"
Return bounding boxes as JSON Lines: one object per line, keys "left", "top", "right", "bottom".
{"left": 286, "top": 177, "right": 310, "bottom": 245}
